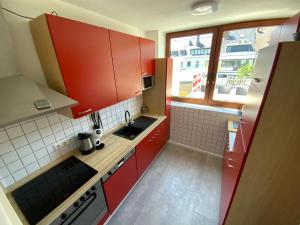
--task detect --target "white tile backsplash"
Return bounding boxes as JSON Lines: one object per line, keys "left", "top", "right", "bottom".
{"left": 26, "top": 131, "right": 41, "bottom": 143}
{"left": 43, "top": 135, "right": 56, "bottom": 145}
{"left": 5, "top": 125, "right": 24, "bottom": 139}
{"left": 12, "top": 168, "right": 28, "bottom": 181}
{"left": 35, "top": 117, "right": 50, "bottom": 129}
{"left": 11, "top": 136, "right": 28, "bottom": 149}
{"left": 21, "top": 153, "right": 36, "bottom": 166}
{"left": 25, "top": 162, "right": 40, "bottom": 175}
{"left": 170, "top": 102, "right": 238, "bottom": 156}
{"left": 0, "top": 141, "right": 14, "bottom": 155}
{"left": 30, "top": 139, "right": 45, "bottom": 151}
{"left": 7, "top": 160, "right": 23, "bottom": 173}
{"left": 21, "top": 122, "right": 38, "bottom": 134}
{"left": 40, "top": 126, "right": 53, "bottom": 138}
{"left": 0, "top": 131, "right": 9, "bottom": 143}
{"left": 0, "top": 95, "right": 142, "bottom": 188}
{"left": 16, "top": 145, "right": 32, "bottom": 158}
{"left": 2, "top": 151, "right": 19, "bottom": 164}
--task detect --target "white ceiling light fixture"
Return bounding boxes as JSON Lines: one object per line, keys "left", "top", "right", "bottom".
{"left": 191, "top": 0, "right": 219, "bottom": 16}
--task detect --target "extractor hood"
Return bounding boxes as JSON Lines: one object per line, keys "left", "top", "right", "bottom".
{"left": 0, "top": 75, "right": 78, "bottom": 128}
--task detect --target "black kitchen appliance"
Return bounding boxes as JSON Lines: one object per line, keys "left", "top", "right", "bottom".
{"left": 11, "top": 156, "right": 107, "bottom": 225}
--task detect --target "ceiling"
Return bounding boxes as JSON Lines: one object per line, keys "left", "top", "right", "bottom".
{"left": 61, "top": 0, "right": 300, "bottom": 32}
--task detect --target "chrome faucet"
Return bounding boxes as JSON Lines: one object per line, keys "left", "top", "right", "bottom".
{"left": 125, "top": 110, "right": 134, "bottom": 126}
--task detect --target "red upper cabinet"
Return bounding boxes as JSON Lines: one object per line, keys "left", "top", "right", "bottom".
{"left": 46, "top": 15, "right": 118, "bottom": 118}
{"left": 109, "top": 30, "right": 142, "bottom": 102}
{"left": 139, "top": 38, "right": 155, "bottom": 76}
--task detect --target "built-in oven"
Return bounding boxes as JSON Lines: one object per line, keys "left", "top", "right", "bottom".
{"left": 142, "top": 75, "right": 154, "bottom": 90}
{"left": 50, "top": 180, "right": 108, "bottom": 225}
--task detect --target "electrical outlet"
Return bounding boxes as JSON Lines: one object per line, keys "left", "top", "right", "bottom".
{"left": 53, "top": 143, "right": 62, "bottom": 151}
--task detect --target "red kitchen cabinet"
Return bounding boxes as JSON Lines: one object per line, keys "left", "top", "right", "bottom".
{"left": 140, "top": 38, "right": 155, "bottom": 75}
{"left": 103, "top": 153, "right": 138, "bottom": 213}
{"left": 220, "top": 128, "right": 245, "bottom": 225}
{"left": 221, "top": 42, "right": 300, "bottom": 225}
{"left": 109, "top": 30, "right": 143, "bottom": 102}
{"left": 136, "top": 131, "right": 155, "bottom": 178}
{"left": 45, "top": 15, "right": 118, "bottom": 118}
{"left": 153, "top": 120, "right": 168, "bottom": 156}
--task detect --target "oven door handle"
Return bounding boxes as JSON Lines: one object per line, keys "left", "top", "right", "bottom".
{"left": 62, "top": 193, "right": 97, "bottom": 225}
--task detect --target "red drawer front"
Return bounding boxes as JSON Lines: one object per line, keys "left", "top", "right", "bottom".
{"left": 136, "top": 132, "right": 155, "bottom": 178}
{"left": 103, "top": 154, "right": 138, "bottom": 213}
{"left": 220, "top": 128, "right": 246, "bottom": 225}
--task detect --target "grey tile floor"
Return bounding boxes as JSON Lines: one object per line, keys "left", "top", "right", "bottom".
{"left": 106, "top": 143, "right": 222, "bottom": 225}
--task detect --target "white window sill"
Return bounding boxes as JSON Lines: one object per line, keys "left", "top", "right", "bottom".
{"left": 171, "top": 101, "right": 239, "bottom": 115}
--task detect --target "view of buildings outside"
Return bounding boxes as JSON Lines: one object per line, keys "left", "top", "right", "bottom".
{"left": 170, "top": 33, "right": 213, "bottom": 99}
{"left": 170, "top": 26, "right": 278, "bottom": 103}
{"left": 213, "top": 26, "right": 278, "bottom": 103}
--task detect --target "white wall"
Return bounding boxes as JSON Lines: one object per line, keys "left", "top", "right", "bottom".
{"left": 146, "top": 30, "right": 166, "bottom": 58}
{"left": 0, "top": 0, "right": 146, "bottom": 84}
{"left": 0, "top": 2, "right": 20, "bottom": 78}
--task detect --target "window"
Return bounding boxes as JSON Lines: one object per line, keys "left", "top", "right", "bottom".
{"left": 166, "top": 19, "right": 284, "bottom": 108}
{"left": 169, "top": 32, "right": 214, "bottom": 99}
{"left": 179, "top": 50, "right": 187, "bottom": 56}
{"left": 213, "top": 26, "right": 278, "bottom": 103}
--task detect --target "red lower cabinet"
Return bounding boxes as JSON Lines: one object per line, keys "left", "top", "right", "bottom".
{"left": 136, "top": 131, "right": 155, "bottom": 178}
{"left": 103, "top": 153, "right": 138, "bottom": 214}
{"left": 153, "top": 120, "right": 168, "bottom": 157}
{"left": 219, "top": 128, "right": 246, "bottom": 225}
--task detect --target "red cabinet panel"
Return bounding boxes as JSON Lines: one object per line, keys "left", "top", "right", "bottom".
{"left": 140, "top": 38, "right": 155, "bottom": 75}
{"left": 136, "top": 131, "right": 155, "bottom": 178}
{"left": 154, "top": 120, "right": 168, "bottom": 156}
{"left": 165, "top": 58, "right": 173, "bottom": 138}
{"left": 103, "top": 154, "right": 138, "bottom": 213}
{"left": 46, "top": 15, "right": 118, "bottom": 118}
{"left": 109, "top": 30, "right": 142, "bottom": 102}
{"left": 220, "top": 128, "right": 246, "bottom": 225}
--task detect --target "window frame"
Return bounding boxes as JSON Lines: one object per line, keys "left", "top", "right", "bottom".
{"left": 166, "top": 18, "right": 286, "bottom": 109}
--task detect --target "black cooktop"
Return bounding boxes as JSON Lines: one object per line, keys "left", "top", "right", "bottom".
{"left": 12, "top": 156, "right": 97, "bottom": 225}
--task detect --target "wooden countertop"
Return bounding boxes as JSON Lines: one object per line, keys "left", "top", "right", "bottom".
{"left": 5, "top": 114, "right": 166, "bottom": 225}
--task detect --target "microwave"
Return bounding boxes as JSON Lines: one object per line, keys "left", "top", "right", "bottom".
{"left": 142, "top": 75, "right": 154, "bottom": 90}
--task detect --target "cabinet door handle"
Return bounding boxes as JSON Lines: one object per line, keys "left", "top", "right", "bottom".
{"left": 149, "top": 139, "right": 153, "bottom": 142}
{"left": 226, "top": 159, "right": 235, "bottom": 168}
{"left": 135, "top": 91, "right": 142, "bottom": 95}
{"left": 117, "top": 158, "right": 125, "bottom": 168}
{"left": 253, "top": 78, "right": 261, "bottom": 83}
{"left": 78, "top": 108, "right": 92, "bottom": 115}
